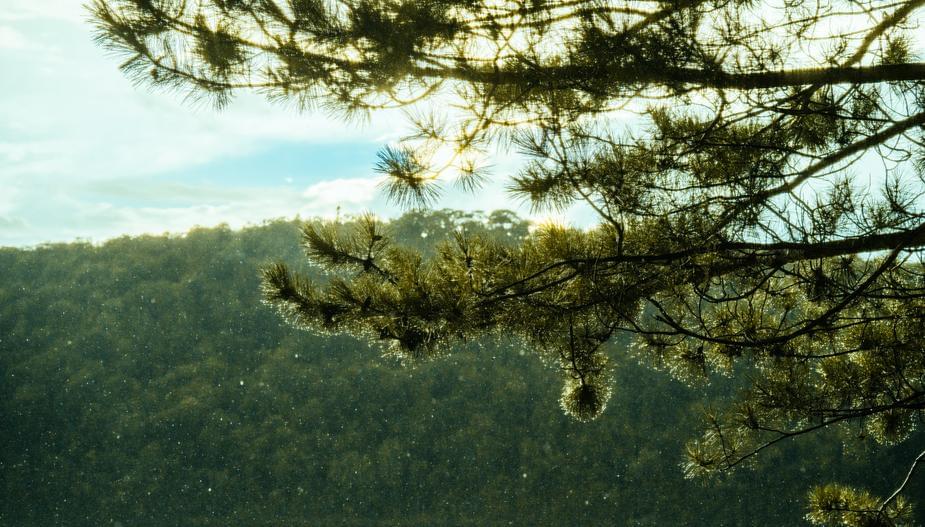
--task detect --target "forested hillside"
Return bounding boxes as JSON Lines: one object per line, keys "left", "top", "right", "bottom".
{"left": 0, "top": 211, "right": 919, "bottom": 526}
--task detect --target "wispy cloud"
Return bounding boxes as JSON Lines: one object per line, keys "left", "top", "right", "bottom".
{"left": 0, "top": 1, "right": 596, "bottom": 248}
{"left": 303, "top": 177, "right": 383, "bottom": 208}
{"left": 0, "top": 25, "right": 28, "bottom": 48}
{"left": 0, "top": 216, "right": 27, "bottom": 230}
{"left": 0, "top": 172, "right": 397, "bottom": 247}
{"left": 0, "top": 2, "right": 411, "bottom": 246}
{"left": 1, "top": 0, "right": 90, "bottom": 23}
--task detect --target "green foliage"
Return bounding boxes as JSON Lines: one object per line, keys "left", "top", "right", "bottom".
{"left": 806, "top": 484, "right": 913, "bottom": 527}
{"left": 560, "top": 374, "right": 612, "bottom": 423}
{"left": 375, "top": 145, "right": 440, "bottom": 208}
{"left": 88, "top": 0, "right": 925, "bottom": 521}
{"left": 1, "top": 214, "right": 921, "bottom": 525}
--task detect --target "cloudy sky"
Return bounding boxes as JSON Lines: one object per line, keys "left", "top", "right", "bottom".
{"left": 1, "top": 1, "right": 576, "bottom": 247}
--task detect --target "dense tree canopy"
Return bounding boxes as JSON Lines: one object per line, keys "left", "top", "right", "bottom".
{"left": 90, "top": 1, "right": 925, "bottom": 524}
{"left": 10, "top": 214, "right": 918, "bottom": 525}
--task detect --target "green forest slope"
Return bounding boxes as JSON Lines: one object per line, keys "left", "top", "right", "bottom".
{"left": 0, "top": 211, "right": 920, "bottom": 526}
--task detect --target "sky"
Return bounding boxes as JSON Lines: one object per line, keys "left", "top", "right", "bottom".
{"left": 0, "top": 0, "right": 576, "bottom": 248}
{"left": 3, "top": 3, "right": 901, "bottom": 248}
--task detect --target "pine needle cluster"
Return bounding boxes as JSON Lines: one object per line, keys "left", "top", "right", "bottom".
{"left": 92, "top": 0, "right": 925, "bottom": 518}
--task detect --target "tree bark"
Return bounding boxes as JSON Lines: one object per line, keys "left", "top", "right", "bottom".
{"left": 423, "top": 62, "right": 925, "bottom": 90}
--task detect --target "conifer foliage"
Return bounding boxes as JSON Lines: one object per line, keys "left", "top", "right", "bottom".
{"left": 91, "top": 0, "right": 925, "bottom": 521}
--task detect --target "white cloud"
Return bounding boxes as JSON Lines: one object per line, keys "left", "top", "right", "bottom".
{"left": 0, "top": 1, "right": 600, "bottom": 248}
{"left": 0, "top": 216, "right": 27, "bottom": 230}
{"left": 0, "top": 5, "right": 411, "bottom": 217}
{"left": 302, "top": 177, "right": 382, "bottom": 208}
{"left": 0, "top": 174, "right": 394, "bottom": 246}
{"left": 0, "top": 26, "right": 27, "bottom": 48}
{"left": 0, "top": 185, "right": 21, "bottom": 216}
{"left": 0, "top": 0, "right": 88, "bottom": 23}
